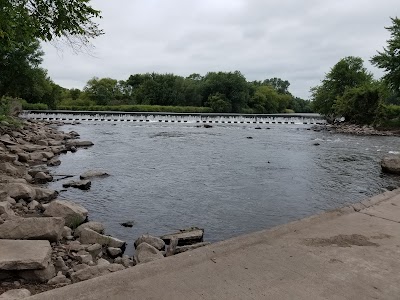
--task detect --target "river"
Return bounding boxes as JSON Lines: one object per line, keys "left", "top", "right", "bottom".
{"left": 48, "top": 122, "right": 399, "bottom": 254}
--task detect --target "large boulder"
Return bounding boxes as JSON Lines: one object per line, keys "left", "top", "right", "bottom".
{"left": 134, "top": 234, "right": 165, "bottom": 251}
{"left": 80, "top": 170, "right": 109, "bottom": 180}
{"left": 134, "top": 242, "right": 164, "bottom": 264}
{"left": 70, "top": 263, "right": 124, "bottom": 283}
{"left": 0, "top": 153, "right": 17, "bottom": 162}
{"left": 0, "top": 289, "right": 31, "bottom": 300}
{"left": 0, "top": 240, "right": 52, "bottom": 270}
{"left": 74, "top": 221, "right": 105, "bottom": 237}
{"left": 0, "top": 217, "right": 64, "bottom": 242}
{"left": 2, "top": 183, "right": 36, "bottom": 201}
{"left": 79, "top": 228, "right": 125, "bottom": 249}
{"left": 0, "top": 202, "right": 14, "bottom": 216}
{"left": 0, "top": 162, "right": 19, "bottom": 176}
{"left": 381, "top": 155, "right": 400, "bottom": 174}
{"left": 44, "top": 200, "right": 88, "bottom": 228}
{"left": 34, "top": 187, "right": 58, "bottom": 202}
{"left": 19, "top": 263, "right": 56, "bottom": 283}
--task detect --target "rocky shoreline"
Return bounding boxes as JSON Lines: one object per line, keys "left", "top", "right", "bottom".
{"left": 311, "top": 123, "right": 400, "bottom": 136}
{"left": 0, "top": 119, "right": 209, "bottom": 298}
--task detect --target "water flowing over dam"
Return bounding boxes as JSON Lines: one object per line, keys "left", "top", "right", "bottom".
{"left": 20, "top": 110, "right": 326, "bottom": 125}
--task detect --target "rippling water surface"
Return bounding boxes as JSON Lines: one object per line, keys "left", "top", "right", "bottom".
{"left": 49, "top": 122, "right": 400, "bottom": 253}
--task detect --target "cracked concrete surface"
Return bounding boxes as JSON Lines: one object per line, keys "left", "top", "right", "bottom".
{"left": 29, "top": 188, "right": 400, "bottom": 300}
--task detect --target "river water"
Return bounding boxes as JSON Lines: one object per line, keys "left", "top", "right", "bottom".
{"left": 49, "top": 122, "right": 400, "bottom": 253}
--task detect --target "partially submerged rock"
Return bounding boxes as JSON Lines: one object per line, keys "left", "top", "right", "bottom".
{"left": 66, "top": 140, "right": 94, "bottom": 148}
{"left": 161, "top": 227, "right": 204, "bottom": 246}
{"left": 80, "top": 170, "right": 109, "bottom": 180}
{"left": 62, "top": 180, "right": 91, "bottom": 190}
{"left": 381, "top": 155, "right": 400, "bottom": 174}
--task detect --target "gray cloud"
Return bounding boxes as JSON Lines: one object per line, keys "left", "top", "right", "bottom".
{"left": 42, "top": 0, "right": 398, "bottom": 98}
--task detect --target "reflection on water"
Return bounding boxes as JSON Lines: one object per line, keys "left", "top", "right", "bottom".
{"left": 49, "top": 123, "right": 400, "bottom": 254}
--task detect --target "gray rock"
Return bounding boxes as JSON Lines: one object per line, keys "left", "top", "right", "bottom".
{"left": 47, "top": 271, "right": 71, "bottom": 285}
{"left": 62, "top": 180, "right": 91, "bottom": 190}
{"left": 2, "top": 183, "right": 35, "bottom": 201}
{"left": 19, "top": 263, "right": 56, "bottom": 283}
{"left": 34, "top": 172, "right": 53, "bottom": 184}
{"left": 65, "top": 241, "right": 85, "bottom": 252}
{"left": 54, "top": 257, "right": 67, "bottom": 273}
{"left": 47, "top": 158, "right": 61, "bottom": 167}
{"left": 381, "top": 155, "right": 400, "bottom": 174}
{"left": 0, "top": 202, "right": 14, "bottom": 216}
{"left": 62, "top": 226, "right": 72, "bottom": 238}
{"left": 75, "top": 254, "right": 93, "bottom": 264}
{"left": 96, "top": 258, "right": 110, "bottom": 267}
{"left": 74, "top": 221, "right": 105, "bottom": 237}
{"left": 79, "top": 228, "right": 125, "bottom": 249}
{"left": 0, "top": 240, "right": 52, "bottom": 270}
{"left": 0, "top": 162, "right": 19, "bottom": 176}
{"left": 134, "top": 242, "right": 164, "bottom": 264}
{"left": 0, "top": 153, "right": 17, "bottom": 162}
{"left": 160, "top": 228, "right": 204, "bottom": 246}
{"left": 0, "top": 217, "right": 64, "bottom": 242}
{"left": 134, "top": 234, "right": 165, "bottom": 251}
{"left": 107, "top": 247, "right": 122, "bottom": 258}
{"left": 33, "top": 187, "right": 58, "bottom": 202}
{"left": 27, "top": 200, "right": 39, "bottom": 210}
{"left": 121, "top": 255, "right": 133, "bottom": 268}
{"left": 44, "top": 200, "right": 88, "bottom": 228}
{"left": 70, "top": 264, "right": 124, "bottom": 283}
{"left": 72, "top": 264, "right": 89, "bottom": 272}
{"left": 66, "top": 140, "right": 94, "bottom": 148}
{"left": 0, "top": 289, "right": 31, "bottom": 300}
{"left": 86, "top": 243, "right": 102, "bottom": 257}
{"left": 80, "top": 170, "right": 109, "bottom": 180}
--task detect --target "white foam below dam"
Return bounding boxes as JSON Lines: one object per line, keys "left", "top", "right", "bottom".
{"left": 20, "top": 111, "right": 326, "bottom": 125}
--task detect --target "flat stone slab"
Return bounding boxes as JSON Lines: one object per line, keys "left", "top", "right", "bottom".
{"left": 0, "top": 240, "right": 51, "bottom": 270}
{"left": 161, "top": 228, "right": 204, "bottom": 246}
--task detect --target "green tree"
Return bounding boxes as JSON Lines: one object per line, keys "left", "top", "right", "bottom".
{"left": 206, "top": 93, "right": 231, "bottom": 113}
{"left": 202, "top": 71, "right": 250, "bottom": 113}
{"left": 0, "top": 0, "right": 102, "bottom": 48}
{"left": 262, "top": 77, "right": 291, "bottom": 94}
{"left": 334, "top": 84, "right": 382, "bottom": 124}
{"left": 311, "top": 56, "right": 373, "bottom": 119}
{"left": 83, "top": 77, "right": 118, "bottom": 105}
{"left": 371, "top": 17, "right": 400, "bottom": 94}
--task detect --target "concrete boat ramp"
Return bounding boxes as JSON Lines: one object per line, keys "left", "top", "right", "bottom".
{"left": 30, "top": 189, "right": 400, "bottom": 300}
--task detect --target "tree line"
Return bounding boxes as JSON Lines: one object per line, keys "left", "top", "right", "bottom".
{"left": 57, "top": 73, "right": 312, "bottom": 113}
{"left": 311, "top": 17, "right": 400, "bottom": 127}
{"left": 0, "top": 1, "right": 311, "bottom": 115}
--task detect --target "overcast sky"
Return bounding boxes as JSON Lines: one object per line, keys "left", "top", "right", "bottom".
{"left": 42, "top": 0, "right": 398, "bottom": 99}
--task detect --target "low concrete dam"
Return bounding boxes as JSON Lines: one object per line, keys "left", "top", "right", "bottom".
{"left": 20, "top": 111, "right": 326, "bottom": 125}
